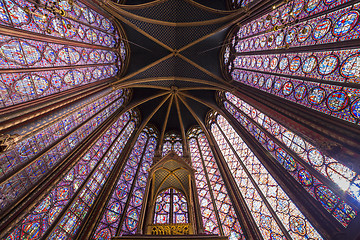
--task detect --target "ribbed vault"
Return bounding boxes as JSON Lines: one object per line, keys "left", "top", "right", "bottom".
{"left": 101, "top": 0, "right": 246, "bottom": 138}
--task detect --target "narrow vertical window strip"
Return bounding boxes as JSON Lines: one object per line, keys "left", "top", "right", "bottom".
{"left": 48, "top": 121, "right": 136, "bottom": 239}
{"left": 119, "top": 136, "right": 157, "bottom": 235}
{"left": 173, "top": 141, "right": 183, "bottom": 157}
{"left": 154, "top": 188, "right": 171, "bottom": 224}
{"left": 172, "top": 189, "right": 188, "bottom": 224}
{"left": 189, "top": 130, "right": 246, "bottom": 240}
{"left": 162, "top": 141, "right": 172, "bottom": 156}
{"left": 189, "top": 137, "right": 221, "bottom": 235}
{"left": 211, "top": 122, "right": 287, "bottom": 240}
{"left": 215, "top": 114, "right": 323, "bottom": 239}
{"left": 0, "top": 90, "right": 125, "bottom": 214}
{"left": 91, "top": 130, "right": 150, "bottom": 239}
{"left": 3, "top": 111, "right": 132, "bottom": 240}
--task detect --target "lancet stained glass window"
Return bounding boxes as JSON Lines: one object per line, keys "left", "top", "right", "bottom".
{"left": 223, "top": 0, "right": 360, "bottom": 124}
{"left": 209, "top": 112, "right": 323, "bottom": 239}
{"left": 4, "top": 110, "right": 136, "bottom": 240}
{"left": 188, "top": 127, "right": 245, "bottom": 240}
{"left": 0, "top": 89, "right": 127, "bottom": 213}
{"left": 91, "top": 126, "right": 157, "bottom": 239}
{"left": 153, "top": 188, "right": 188, "bottom": 224}
{"left": 162, "top": 132, "right": 183, "bottom": 157}
{"left": 222, "top": 91, "right": 358, "bottom": 226}
{"left": 0, "top": 0, "right": 127, "bottom": 108}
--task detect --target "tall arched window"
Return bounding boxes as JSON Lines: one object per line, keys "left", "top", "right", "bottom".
{"left": 0, "top": 0, "right": 128, "bottom": 219}
{"left": 188, "top": 127, "right": 245, "bottom": 240}
{"left": 4, "top": 109, "right": 137, "bottom": 239}
{"left": 154, "top": 188, "right": 188, "bottom": 224}
{"left": 0, "top": 89, "right": 129, "bottom": 213}
{"left": 0, "top": 0, "right": 127, "bottom": 108}
{"left": 223, "top": 0, "right": 360, "bottom": 124}
{"left": 222, "top": 91, "right": 357, "bottom": 227}
{"left": 209, "top": 112, "right": 322, "bottom": 239}
{"left": 92, "top": 126, "right": 158, "bottom": 239}
{"left": 162, "top": 132, "right": 183, "bottom": 157}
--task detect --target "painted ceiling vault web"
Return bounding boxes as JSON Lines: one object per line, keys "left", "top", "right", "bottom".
{"left": 0, "top": 0, "right": 360, "bottom": 239}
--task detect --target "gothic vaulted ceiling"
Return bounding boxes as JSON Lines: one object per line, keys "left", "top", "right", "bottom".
{"left": 102, "top": 0, "right": 249, "bottom": 135}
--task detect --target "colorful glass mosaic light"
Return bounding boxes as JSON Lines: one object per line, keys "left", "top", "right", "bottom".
{"left": 154, "top": 188, "right": 189, "bottom": 224}
{"left": 0, "top": 0, "right": 127, "bottom": 108}
{"left": 210, "top": 113, "right": 323, "bottom": 239}
{"left": 224, "top": 0, "right": 360, "bottom": 124}
{"left": 223, "top": 92, "right": 357, "bottom": 227}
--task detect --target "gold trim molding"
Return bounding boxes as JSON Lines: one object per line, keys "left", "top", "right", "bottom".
{"left": 147, "top": 223, "right": 192, "bottom": 235}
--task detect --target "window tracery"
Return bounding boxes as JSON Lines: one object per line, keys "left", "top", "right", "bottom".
{"left": 209, "top": 112, "right": 323, "bottom": 239}
{"left": 0, "top": 0, "right": 127, "bottom": 108}
{"left": 222, "top": 91, "right": 358, "bottom": 226}
{"left": 188, "top": 127, "right": 245, "bottom": 240}
{"left": 92, "top": 126, "right": 158, "bottom": 239}
{"left": 228, "top": 0, "right": 255, "bottom": 9}
{"left": 153, "top": 188, "right": 189, "bottom": 225}
{"left": 224, "top": 0, "right": 360, "bottom": 124}
{"left": 162, "top": 132, "right": 183, "bottom": 157}
{"left": 5, "top": 110, "right": 137, "bottom": 240}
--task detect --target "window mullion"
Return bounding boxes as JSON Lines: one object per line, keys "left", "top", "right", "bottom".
{"left": 194, "top": 137, "right": 225, "bottom": 236}
{"left": 215, "top": 121, "right": 292, "bottom": 240}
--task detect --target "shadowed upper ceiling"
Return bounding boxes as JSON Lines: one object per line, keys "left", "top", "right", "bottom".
{"left": 103, "top": 0, "right": 244, "bottom": 136}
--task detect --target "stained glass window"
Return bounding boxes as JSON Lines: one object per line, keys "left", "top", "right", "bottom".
{"left": 162, "top": 132, "right": 183, "bottom": 157}
{"left": 0, "top": 0, "right": 127, "bottom": 108}
{"left": 154, "top": 188, "right": 188, "bottom": 224}
{"left": 0, "top": 88, "right": 127, "bottom": 213}
{"left": 228, "top": 0, "right": 255, "bottom": 9}
{"left": 209, "top": 112, "right": 323, "bottom": 239}
{"left": 154, "top": 188, "right": 171, "bottom": 224}
{"left": 49, "top": 122, "right": 136, "bottom": 239}
{"left": 162, "top": 141, "right": 172, "bottom": 157}
{"left": 224, "top": 0, "right": 360, "bottom": 124}
{"left": 222, "top": 91, "right": 358, "bottom": 226}
{"left": 120, "top": 135, "right": 157, "bottom": 236}
{"left": 92, "top": 126, "right": 157, "bottom": 239}
{"left": 4, "top": 110, "right": 136, "bottom": 240}
{"left": 188, "top": 127, "right": 245, "bottom": 239}
{"left": 233, "top": 0, "right": 354, "bottom": 40}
